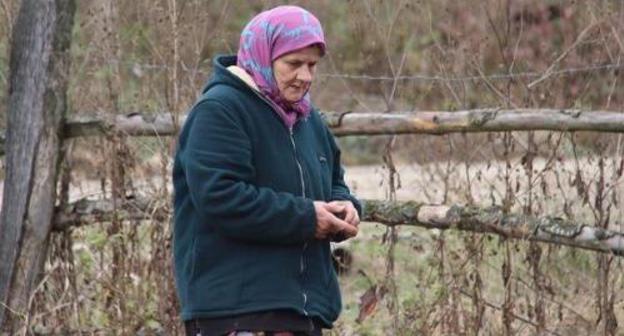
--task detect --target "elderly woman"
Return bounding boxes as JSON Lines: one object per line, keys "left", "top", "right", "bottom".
{"left": 172, "top": 6, "right": 361, "bottom": 336}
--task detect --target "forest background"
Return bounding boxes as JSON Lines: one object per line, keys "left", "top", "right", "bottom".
{"left": 1, "top": 0, "right": 624, "bottom": 335}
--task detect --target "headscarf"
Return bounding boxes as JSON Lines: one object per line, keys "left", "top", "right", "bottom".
{"left": 236, "top": 6, "right": 326, "bottom": 129}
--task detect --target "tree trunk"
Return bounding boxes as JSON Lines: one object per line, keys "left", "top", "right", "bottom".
{"left": 0, "top": 0, "right": 75, "bottom": 333}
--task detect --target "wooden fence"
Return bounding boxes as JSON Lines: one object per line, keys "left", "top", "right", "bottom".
{"left": 1, "top": 0, "right": 624, "bottom": 333}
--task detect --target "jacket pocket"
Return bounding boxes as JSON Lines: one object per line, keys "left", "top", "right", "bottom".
{"left": 239, "top": 245, "right": 300, "bottom": 304}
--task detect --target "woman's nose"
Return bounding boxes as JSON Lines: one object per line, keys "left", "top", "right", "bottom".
{"left": 296, "top": 66, "right": 313, "bottom": 82}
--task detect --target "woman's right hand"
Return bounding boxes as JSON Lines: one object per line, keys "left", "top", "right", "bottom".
{"left": 313, "top": 201, "right": 358, "bottom": 240}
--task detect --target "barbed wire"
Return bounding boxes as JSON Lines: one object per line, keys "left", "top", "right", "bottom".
{"left": 316, "top": 63, "right": 623, "bottom": 82}
{"left": 113, "top": 60, "right": 623, "bottom": 83}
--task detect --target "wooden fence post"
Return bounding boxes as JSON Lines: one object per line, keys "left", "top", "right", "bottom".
{"left": 0, "top": 0, "right": 76, "bottom": 333}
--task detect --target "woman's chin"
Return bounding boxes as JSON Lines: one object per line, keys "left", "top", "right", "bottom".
{"left": 284, "top": 94, "right": 305, "bottom": 103}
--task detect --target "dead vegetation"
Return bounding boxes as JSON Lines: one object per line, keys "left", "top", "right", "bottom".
{"left": 1, "top": 0, "right": 624, "bottom": 335}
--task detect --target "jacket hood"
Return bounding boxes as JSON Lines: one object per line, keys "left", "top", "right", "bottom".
{"left": 202, "top": 55, "right": 252, "bottom": 94}
{"left": 202, "top": 54, "right": 312, "bottom": 129}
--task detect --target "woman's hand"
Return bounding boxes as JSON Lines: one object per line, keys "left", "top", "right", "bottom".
{"left": 313, "top": 201, "right": 358, "bottom": 240}
{"left": 329, "top": 200, "right": 360, "bottom": 227}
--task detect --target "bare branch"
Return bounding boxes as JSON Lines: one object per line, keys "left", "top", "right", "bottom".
{"left": 458, "top": 289, "right": 563, "bottom": 336}
{"left": 528, "top": 22, "right": 598, "bottom": 89}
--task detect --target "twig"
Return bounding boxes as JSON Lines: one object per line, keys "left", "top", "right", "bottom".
{"left": 610, "top": 21, "right": 624, "bottom": 56}
{"left": 459, "top": 289, "right": 563, "bottom": 336}
{"left": 528, "top": 22, "right": 598, "bottom": 89}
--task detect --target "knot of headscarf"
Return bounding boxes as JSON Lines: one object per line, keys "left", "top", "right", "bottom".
{"left": 236, "top": 6, "right": 326, "bottom": 129}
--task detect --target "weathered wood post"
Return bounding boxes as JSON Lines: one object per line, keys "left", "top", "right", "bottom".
{"left": 0, "top": 0, "right": 76, "bottom": 333}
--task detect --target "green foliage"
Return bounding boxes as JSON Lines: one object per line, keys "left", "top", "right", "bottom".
{"left": 85, "top": 227, "right": 108, "bottom": 249}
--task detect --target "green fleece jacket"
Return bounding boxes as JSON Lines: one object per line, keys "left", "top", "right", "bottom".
{"left": 172, "top": 55, "right": 362, "bottom": 326}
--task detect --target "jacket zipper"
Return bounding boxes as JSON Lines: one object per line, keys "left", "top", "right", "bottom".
{"left": 249, "top": 90, "right": 307, "bottom": 199}
{"left": 289, "top": 128, "right": 306, "bottom": 197}
{"left": 250, "top": 89, "right": 310, "bottom": 316}
{"left": 289, "top": 127, "right": 309, "bottom": 316}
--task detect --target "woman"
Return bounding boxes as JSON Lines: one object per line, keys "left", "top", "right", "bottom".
{"left": 172, "top": 6, "right": 361, "bottom": 336}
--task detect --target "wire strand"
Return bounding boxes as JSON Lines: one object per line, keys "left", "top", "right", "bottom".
{"left": 114, "top": 60, "right": 623, "bottom": 83}
{"left": 316, "top": 63, "right": 624, "bottom": 82}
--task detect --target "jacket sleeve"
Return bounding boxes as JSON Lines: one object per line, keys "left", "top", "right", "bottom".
{"left": 326, "top": 127, "right": 363, "bottom": 218}
{"left": 179, "top": 99, "right": 317, "bottom": 245}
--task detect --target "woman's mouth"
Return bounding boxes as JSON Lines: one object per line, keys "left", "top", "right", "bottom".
{"left": 290, "top": 84, "right": 308, "bottom": 91}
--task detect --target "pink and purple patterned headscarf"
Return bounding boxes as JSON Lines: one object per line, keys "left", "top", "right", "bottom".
{"left": 237, "top": 6, "right": 326, "bottom": 129}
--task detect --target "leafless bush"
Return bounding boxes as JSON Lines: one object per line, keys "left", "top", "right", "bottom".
{"left": 1, "top": 0, "right": 623, "bottom": 335}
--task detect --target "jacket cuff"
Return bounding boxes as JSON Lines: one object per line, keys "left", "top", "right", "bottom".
{"left": 301, "top": 199, "right": 318, "bottom": 241}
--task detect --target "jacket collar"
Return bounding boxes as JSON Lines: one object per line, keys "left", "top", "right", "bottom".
{"left": 226, "top": 65, "right": 260, "bottom": 91}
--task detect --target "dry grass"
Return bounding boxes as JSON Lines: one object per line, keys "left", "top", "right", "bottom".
{"left": 1, "top": 0, "right": 624, "bottom": 334}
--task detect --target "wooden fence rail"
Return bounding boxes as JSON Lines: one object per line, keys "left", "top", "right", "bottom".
{"left": 3, "top": 108, "right": 624, "bottom": 155}
{"left": 63, "top": 108, "right": 624, "bottom": 137}
{"left": 54, "top": 197, "right": 624, "bottom": 256}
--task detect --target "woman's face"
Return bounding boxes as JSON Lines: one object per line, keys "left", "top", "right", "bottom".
{"left": 273, "top": 45, "right": 322, "bottom": 103}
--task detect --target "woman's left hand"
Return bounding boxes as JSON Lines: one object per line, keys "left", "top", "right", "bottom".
{"left": 329, "top": 200, "right": 360, "bottom": 228}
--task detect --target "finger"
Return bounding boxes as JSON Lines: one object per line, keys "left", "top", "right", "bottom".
{"left": 335, "top": 219, "right": 358, "bottom": 237}
{"left": 343, "top": 224, "right": 358, "bottom": 237}
{"left": 315, "top": 232, "right": 328, "bottom": 240}
{"left": 344, "top": 207, "right": 356, "bottom": 224}
{"left": 329, "top": 215, "right": 350, "bottom": 231}
{"left": 328, "top": 201, "right": 351, "bottom": 221}
{"left": 325, "top": 201, "right": 346, "bottom": 213}
{"left": 349, "top": 207, "right": 360, "bottom": 226}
